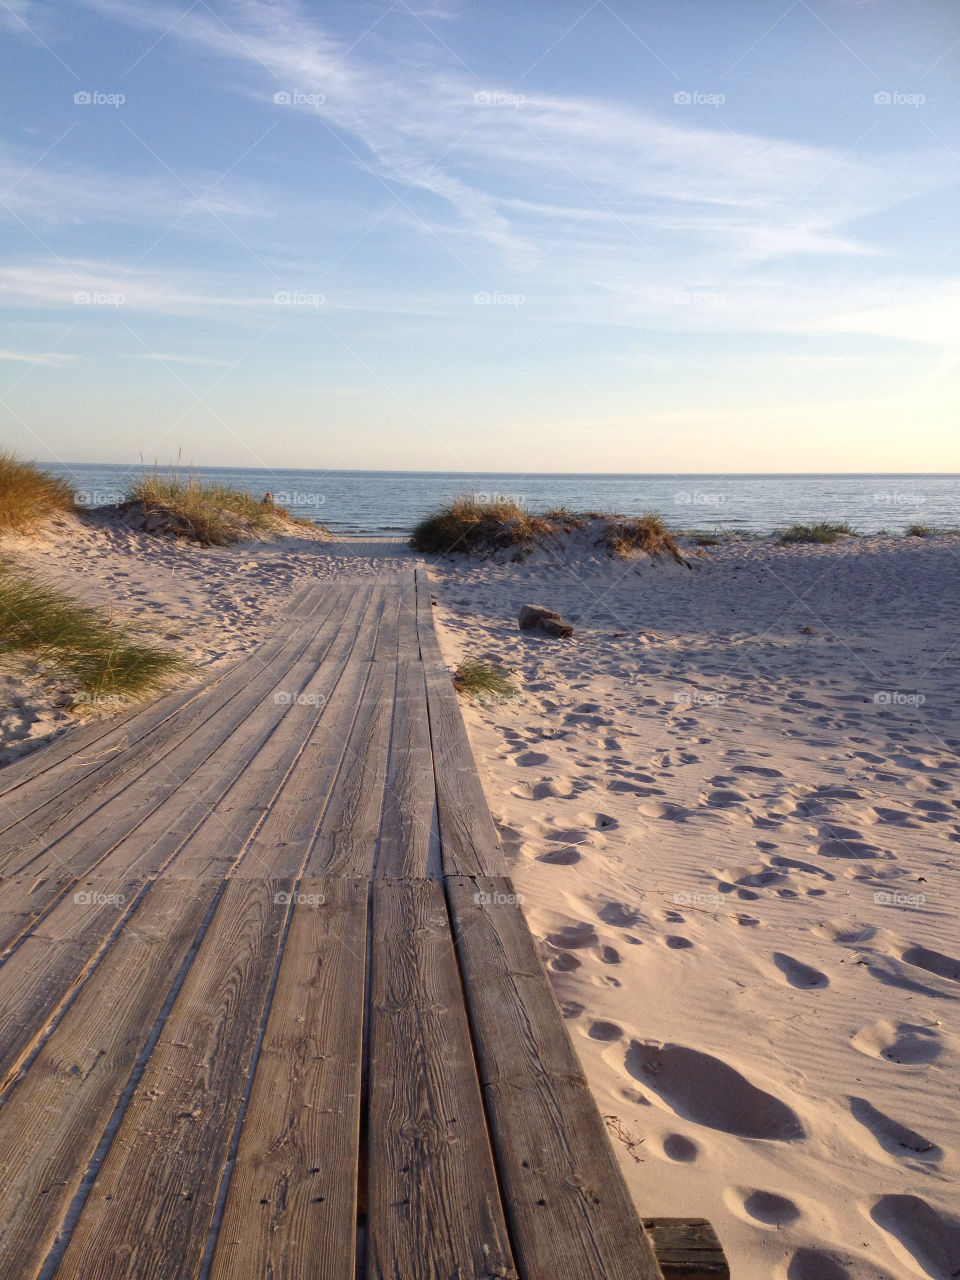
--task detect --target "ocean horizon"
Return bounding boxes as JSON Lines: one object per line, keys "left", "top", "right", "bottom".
{"left": 45, "top": 464, "right": 959, "bottom": 536}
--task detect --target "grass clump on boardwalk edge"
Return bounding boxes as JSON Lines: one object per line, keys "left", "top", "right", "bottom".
{"left": 125, "top": 466, "right": 316, "bottom": 545}
{"left": 453, "top": 658, "right": 516, "bottom": 703}
{"left": 410, "top": 494, "right": 554, "bottom": 555}
{"left": 0, "top": 453, "right": 74, "bottom": 533}
{"left": 779, "top": 521, "right": 855, "bottom": 545}
{"left": 0, "top": 564, "right": 186, "bottom": 708}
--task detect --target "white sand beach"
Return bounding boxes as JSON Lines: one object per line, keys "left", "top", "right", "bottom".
{"left": 2, "top": 519, "right": 959, "bottom": 1279}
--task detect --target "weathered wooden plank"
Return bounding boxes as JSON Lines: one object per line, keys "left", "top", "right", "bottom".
{"left": 366, "top": 878, "right": 517, "bottom": 1280}
{"left": 376, "top": 659, "right": 436, "bottom": 878}
{"left": 642, "top": 1219, "right": 729, "bottom": 1279}
{"left": 0, "top": 585, "right": 334, "bottom": 877}
{"left": 307, "top": 660, "right": 394, "bottom": 877}
{"left": 0, "top": 874, "right": 143, "bottom": 1094}
{"left": 396, "top": 572, "right": 420, "bottom": 661}
{"left": 0, "top": 879, "right": 216, "bottom": 1280}
{"left": 423, "top": 668, "right": 505, "bottom": 876}
{"left": 446, "top": 875, "right": 664, "bottom": 1280}
{"left": 53, "top": 878, "right": 290, "bottom": 1280}
{"left": 0, "top": 586, "right": 353, "bottom": 950}
{"left": 208, "top": 878, "right": 367, "bottom": 1280}
{"left": 414, "top": 566, "right": 444, "bottom": 665}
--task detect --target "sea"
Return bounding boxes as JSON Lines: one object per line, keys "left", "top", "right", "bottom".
{"left": 46, "top": 465, "right": 959, "bottom": 537}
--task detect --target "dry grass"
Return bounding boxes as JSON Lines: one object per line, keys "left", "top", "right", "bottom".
{"left": 124, "top": 466, "right": 311, "bottom": 545}
{"left": 0, "top": 453, "right": 74, "bottom": 534}
{"left": 0, "top": 562, "right": 186, "bottom": 708}
{"left": 410, "top": 494, "right": 554, "bottom": 555}
{"left": 599, "top": 512, "right": 685, "bottom": 562}
{"left": 453, "top": 657, "right": 516, "bottom": 703}
{"left": 779, "top": 521, "right": 856, "bottom": 545}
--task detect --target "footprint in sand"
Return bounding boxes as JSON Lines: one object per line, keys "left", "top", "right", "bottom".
{"left": 851, "top": 1019, "right": 942, "bottom": 1064}
{"left": 868, "top": 1195, "right": 960, "bottom": 1280}
{"left": 725, "top": 1187, "right": 801, "bottom": 1227}
{"left": 785, "top": 1248, "right": 857, "bottom": 1280}
{"left": 661, "top": 1133, "right": 699, "bottom": 1162}
{"left": 537, "top": 846, "right": 582, "bottom": 865}
{"left": 510, "top": 777, "right": 579, "bottom": 800}
{"left": 665, "top": 935, "right": 693, "bottom": 950}
{"left": 772, "top": 952, "right": 829, "bottom": 989}
{"left": 587, "top": 1020, "right": 623, "bottom": 1041}
{"left": 848, "top": 1097, "right": 941, "bottom": 1162}
{"left": 513, "top": 750, "right": 551, "bottom": 767}
{"left": 547, "top": 922, "right": 599, "bottom": 949}
{"left": 576, "top": 810, "right": 620, "bottom": 831}
{"left": 598, "top": 901, "right": 643, "bottom": 928}
{"left": 900, "top": 944, "right": 960, "bottom": 984}
{"left": 637, "top": 799, "right": 688, "bottom": 821}
{"left": 624, "top": 1041, "right": 805, "bottom": 1140}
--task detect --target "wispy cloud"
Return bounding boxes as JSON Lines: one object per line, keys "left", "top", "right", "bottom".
{"left": 0, "top": 348, "right": 76, "bottom": 366}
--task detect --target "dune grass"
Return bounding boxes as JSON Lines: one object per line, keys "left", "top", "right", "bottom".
{"left": 411, "top": 495, "right": 684, "bottom": 561}
{"left": 410, "top": 494, "right": 554, "bottom": 555}
{"left": 905, "top": 523, "right": 933, "bottom": 537}
{"left": 125, "top": 465, "right": 308, "bottom": 545}
{"left": 0, "top": 453, "right": 74, "bottom": 534}
{"left": 0, "top": 563, "right": 186, "bottom": 707}
{"left": 452, "top": 657, "right": 516, "bottom": 703}
{"left": 778, "top": 521, "right": 856, "bottom": 545}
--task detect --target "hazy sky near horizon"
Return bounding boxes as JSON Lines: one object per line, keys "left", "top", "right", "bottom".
{"left": 1, "top": 0, "right": 959, "bottom": 473}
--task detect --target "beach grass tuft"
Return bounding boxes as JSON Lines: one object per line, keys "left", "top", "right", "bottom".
{"left": 905, "top": 523, "right": 932, "bottom": 537}
{"left": 453, "top": 657, "right": 516, "bottom": 703}
{"left": 0, "top": 562, "right": 186, "bottom": 707}
{"left": 410, "top": 493, "right": 555, "bottom": 555}
{"left": 778, "top": 521, "right": 856, "bottom": 545}
{"left": 601, "top": 512, "right": 685, "bottom": 561}
{"left": 0, "top": 453, "right": 75, "bottom": 534}
{"left": 125, "top": 465, "right": 311, "bottom": 545}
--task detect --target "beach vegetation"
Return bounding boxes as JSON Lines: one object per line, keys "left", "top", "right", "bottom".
{"left": 905, "top": 523, "right": 932, "bottom": 537}
{"left": 778, "top": 521, "right": 855, "bottom": 545}
{"left": 599, "top": 512, "right": 685, "bottom": 562}
{"left": 0, "top": 562, "right": 186, "bottom": 708}
{"left": 452, "top": 657, "right": 516, "bottom": 703}
{"left": 410, "top": 493, "right": 554, "bottom": 555}
{"left": 0, "top": 453, "right": 75, "bottom": 534}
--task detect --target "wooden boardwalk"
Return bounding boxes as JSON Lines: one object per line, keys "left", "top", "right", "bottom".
{"left": 0, "top": 569, "right": 713, "bottom": 1279}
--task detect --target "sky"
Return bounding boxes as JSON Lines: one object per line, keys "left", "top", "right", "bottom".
{"left": 1, "top": 0, "right": 958, "bottom": 473}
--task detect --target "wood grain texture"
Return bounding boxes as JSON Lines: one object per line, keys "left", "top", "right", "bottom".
{"left": 0, "top": 879, "right": 216, "bottom": 1280}
{"left": 366, "top": 878, "right": 517, "bottom": 1280}
{"left": 446, "top": 876, "right": 664, "bottom": 1280}
{"left": 209, "top": 878, "right": 367, "bottom": 1280}
{"left": 642, "top": 1219, "right": 729, "bottom": 1279}
{"left": 53, "top": 878, "right": 290, "bottom": 1280}
{"left": 375, "top": 659, "right": 435, "bottom": 878}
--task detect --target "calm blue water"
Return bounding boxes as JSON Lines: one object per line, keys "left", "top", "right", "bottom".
{"left": 46, "top": 465, "right": 958, "bottom": 536}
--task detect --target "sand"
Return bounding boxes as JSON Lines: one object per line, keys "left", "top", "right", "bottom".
{"left": 2, "top": 518, "right": 958, "bottom": 1279}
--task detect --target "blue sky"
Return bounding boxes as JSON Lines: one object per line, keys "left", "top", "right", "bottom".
{"left": 1, "top": 0, "right": 958, "bottom": 472}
